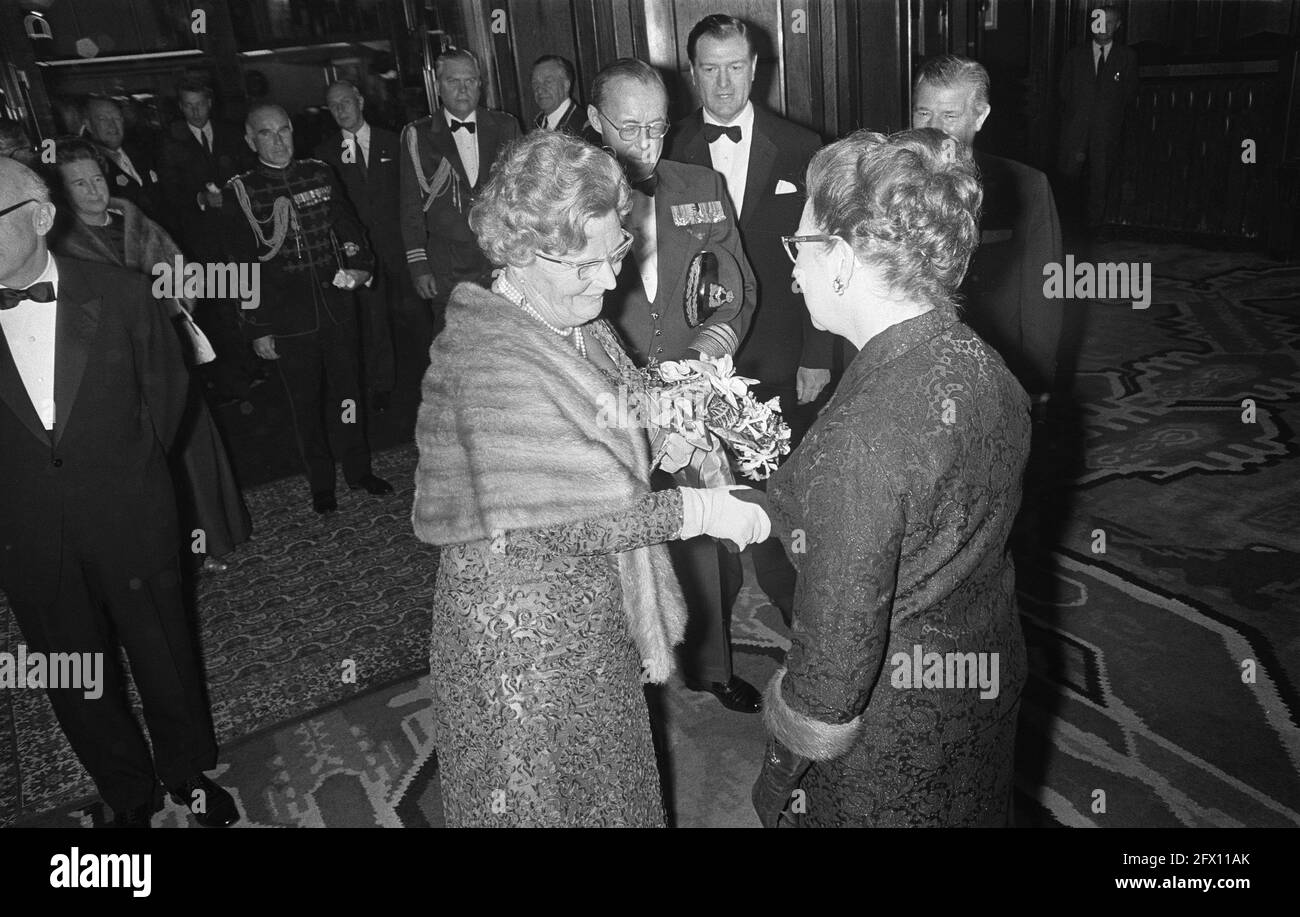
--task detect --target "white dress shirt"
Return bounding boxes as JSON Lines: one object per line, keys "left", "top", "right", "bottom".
{"left": 444, "top": 109, "right": 479, "bottom": 187}
{"left": 343, "top": 121, "right": 371, "bottom": 167}
{"left": 544, "top": 98, "right": 573, "bottom": 131}
{"left": 188, "top": 121, "right": 214, "bottom": 153}
{"left": 0, "top": 254, "right": 60, "bottom": 431}
{"left": 704, "top": 100, "right": 755, "bottom": 217}
{"left": 630, "top": 190, "right": 658, "bottom": 302}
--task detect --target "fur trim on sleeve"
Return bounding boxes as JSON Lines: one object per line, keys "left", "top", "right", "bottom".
{"left": 762, "top": 668, "right": 863, "bottom": 761}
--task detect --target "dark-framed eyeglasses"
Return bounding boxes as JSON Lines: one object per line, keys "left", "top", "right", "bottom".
{"left": 535, "top": 229, "right": 635, "bottom": 280}
{"left": 781, "top": 233, "right": 845, "bottom": 263}
{"left": 0, "top": 198, "right": 38, "bottom": 219}
{"left": 596, "top": 109, "right": 669, "bottom": 142}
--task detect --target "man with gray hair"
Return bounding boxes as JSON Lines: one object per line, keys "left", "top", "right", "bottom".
{"left": 913, "top": 53, "right": 1065, "bottom": 405}
{"left": 0, "top": 157, "right": 238, "bottom": 827}
{"left": 398, "top": 48, "right": 520, "bottom": 311}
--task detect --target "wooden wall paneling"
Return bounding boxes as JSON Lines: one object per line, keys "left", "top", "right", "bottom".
{"left": 569, "top": 0, "right": 604, "bottom": 102}
{"left": 507, "top": 0, "right": 582, "bottom": 126}
{"left": 835, "top": 0, "right": 858, "bottom": 137}
{"left": 780, "top": 0, "right": 820, "bottom": 132}
{"left": 815, "top": 0, "right": 839, "bottom": 137}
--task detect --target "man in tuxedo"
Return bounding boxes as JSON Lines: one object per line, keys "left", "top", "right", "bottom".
{"left": 592, "top": 58, "right": 760, "bottom": 713}
{"left": 912, "top": 54, "right": 1065, "bottom": 404}
{"left": 529, "top": 55, "right": 590, "bottom": 137}
{"left": 0, "top": 158, "right": 238, "bottom": 828}
{"left": 158, "top": 78, "right": 257, "bottom": 401}
{"left": 221, "top": 104, "right": 394, "bottom": 514}
{"left": 1057, "top": 2, "right": 1138, "bottom": 228}
{"left": 398, "top": 48, "right": 520, "bottom": 313}
{"left": 84, "top": 97, "right": 166, "bottom": 225}
{"left": 316, "top": 80, "right": 423, "bottom": 413}
{"left": 666, "top": 15, "right": 834, "bottom": 624}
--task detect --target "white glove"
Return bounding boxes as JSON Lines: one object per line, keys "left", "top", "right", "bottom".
{"left": 679, "top": 486, "right": 771, "bottom": 548}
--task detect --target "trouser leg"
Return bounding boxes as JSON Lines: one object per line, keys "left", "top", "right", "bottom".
{"left": 275, "top": 334, "right": 336, "bottom": 493}
{"left": 357, "top": 264, "right": 396, "bottom": 396}
{"left": 318, "top": 317, "right": 373, "bottom": 485}
{"left": 7, "top": 554, "right": 157, "bottom": 812}
{"left": 671, "top": 536, "right": 741, "bottom": 685}
{"left": 84, "top": 555, "right": 217, "bottom": 789}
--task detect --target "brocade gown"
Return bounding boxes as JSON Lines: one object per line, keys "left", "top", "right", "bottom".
{"left": 767, "top": 307, "right": 1031, "bottom": 827}
{"left": 428, "top": 322, "right": 680, "bottom": 827}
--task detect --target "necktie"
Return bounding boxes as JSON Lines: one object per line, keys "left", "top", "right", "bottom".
{"left": 703, "top": 123, "right": 742, "bottom": 144}
{"left": 451, "top": 120, "right": 476, "bottom": 134}
{"left": 632, "top": 172, "right": 658, "bottom": 197}
{"left": 0, "top": 281, "right": 55, "bottom": 310}
{"left": 201, "top": 130, "right": 211, "bottom": 154}
{"left": 535, "top": 112, "right": 546, "bottom": 129}
{"left": 1096, "top": 46, "right": 1107, "bottom": 79}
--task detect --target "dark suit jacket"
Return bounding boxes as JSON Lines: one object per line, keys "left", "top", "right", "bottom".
{"left": 530, "top": 99, "right": 590, "bottom": 137}
{"left": 0, "top": 257, "right": 189, "bottom": 606}
{"left": 98, "top": 138, "right": 166, "bottom": 223}
{"left": 961, "top": 151, "right": 1065, "bottom": 394}
{"left": 398, "top": 107, "right": 521, "bottom": 289}
{"left": 1058, "top": 40, "right": 1138, "bottom": 176}
{"left": 158, "top": 119, "right": 251, "bottom": 256}
{"left": 315, "top": 123, "right": 404, "bottom": 270}
{"left": 602, "top": 158, "right": 756, "bottom": 366}
{"left": 666, "top": 106, "right": 833, "bottom": 390}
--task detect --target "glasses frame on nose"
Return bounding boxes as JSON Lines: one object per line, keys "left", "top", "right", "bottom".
{"left": 596, "top": 109, "right": 670, "bottom": 142}
{"left": 0, "top": 198, "right": 38, "bottom": 219}
{"left": 534, "top": 229, "right": 635, "bottom": 281}
{"left": 781, "top": 233, "right": 845, "bottom": 264}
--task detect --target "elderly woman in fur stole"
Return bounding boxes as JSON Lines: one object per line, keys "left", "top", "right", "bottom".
{"left": 412, "top": 130, "right": 771, "bottom": 827}
{"left": 49, "top": 138, "right": 251, "bottom": 573}
{"left": 751, "top": 129, "right": 1031, "bottom": 827}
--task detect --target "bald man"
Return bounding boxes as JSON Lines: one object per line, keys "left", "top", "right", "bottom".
{"left": 0, "top": 157, "right": 237, "bottom": 827}
{"left": 219, "top": 104, "right": 394, "bottom": 513}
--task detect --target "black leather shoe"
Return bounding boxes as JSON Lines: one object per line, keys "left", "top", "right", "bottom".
{"left": 686, "top": 675, "right": 762, "bottom": 713}
{"left": 166, "top": 774, "right": 240, "bottom": 828}
{"left": 348, "top": 473, "right": 394, "bottom": 496}
{"left": 112, "top": 802, "right": 154, "bottom": 828}
{"left": 312, "top": 491, "right": 338, "bottom": 514}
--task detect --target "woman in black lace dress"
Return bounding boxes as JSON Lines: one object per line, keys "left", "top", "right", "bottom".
{"left": 412, "top": 131, "right": 769, "bottom": 826}
{"left": 752, "top": 128, "right": 1031, "bottom": 827}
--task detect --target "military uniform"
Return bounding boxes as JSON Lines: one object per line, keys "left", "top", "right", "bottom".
{"left": 220, "top": 158, "right": 377, "bottom": 495}
{"left": 398, "top": 107, "right": 520, "bottom": 302}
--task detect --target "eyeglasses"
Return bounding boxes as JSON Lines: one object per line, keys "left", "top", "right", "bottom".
{"left": 596, "top": 109, "right": 669, "bottom": 142}
{"left": 535, "top": 229, "right": 635, "bottom": 280}
{"left": 0, "top": 198, "right": 37, "bottom": 219}
{"left": 781, "top": 233, "right": 844, "bottom": 263}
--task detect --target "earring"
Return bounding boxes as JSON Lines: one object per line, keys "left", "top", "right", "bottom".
{"left": 831, "top": 278, "right": 846, "bottom": 295}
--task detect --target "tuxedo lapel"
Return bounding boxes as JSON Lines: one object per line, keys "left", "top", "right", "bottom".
{"left": 677, "top": 115, "right": 711, "bottom": 170}
{"left": 50, "top": 258, "right": 101, "bottom": 447}
{"left": 0, "top": 326, "right": 50, "bottom": 445}
{"left": 742, "top": 121, "right": 777, "bottom": 224}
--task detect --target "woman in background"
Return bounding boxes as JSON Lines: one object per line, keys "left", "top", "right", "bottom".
{"left": 50, "top": 138, "right": 251, "bottom": 573}
{"left": 752, "top": 128, "right": 1031, "bottom": 827}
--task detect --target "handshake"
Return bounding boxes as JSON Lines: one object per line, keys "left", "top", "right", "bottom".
{"left": 678, "top": 486, "right": 772, "bottom": 550}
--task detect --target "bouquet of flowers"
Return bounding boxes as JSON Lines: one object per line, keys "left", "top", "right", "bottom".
{"left": 645, "top": 354, "right": 792, "bottom": 485}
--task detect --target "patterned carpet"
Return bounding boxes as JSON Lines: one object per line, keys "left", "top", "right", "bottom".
{"left": 0, "top": 446, "right": 435, "bottom": 827}
{"left": 6, "top": 242, "right": 1298, "bottom": 828}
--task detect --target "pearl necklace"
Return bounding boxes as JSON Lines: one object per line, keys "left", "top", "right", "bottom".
{"left": 496, "top": 274, "right": 587, "bottom": 358}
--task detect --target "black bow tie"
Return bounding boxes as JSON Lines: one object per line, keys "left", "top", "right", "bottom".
{"left": 703, "top": 123, "right": 742, "bottom": 144}
{"left": 0, "top": 281, "right": 55, "bottom": 310}
{"left": 632, "top": 172, "right": 658, "bottom": 197}
{"left": 450, "top": 120, "right": 476, "bottom": 134}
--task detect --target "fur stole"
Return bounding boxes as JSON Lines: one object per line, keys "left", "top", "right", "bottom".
{"left": 412, "top": 281, "right": 687, "bottom": 682}
{"left": 54, "top": 197, "right": 192, "bottom": 317}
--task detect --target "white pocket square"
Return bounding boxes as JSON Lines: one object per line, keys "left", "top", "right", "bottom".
{"left": 775, "top": 179, "right": 797, "bottom": 195}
